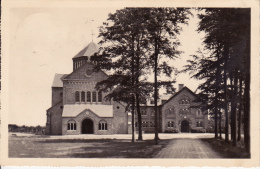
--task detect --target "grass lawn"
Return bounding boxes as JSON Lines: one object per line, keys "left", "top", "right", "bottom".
{"left": 9, "top": 136, "right": 169, "bottom": 158}
{"left": 200, "top": 138, "right": 250, "bottom": 158}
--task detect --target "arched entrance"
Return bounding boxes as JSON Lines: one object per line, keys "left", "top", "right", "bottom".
{"left": 181, "top": 120, "right": 190, "bottom": 133}
{"left": 81, "top": 118, "right": 94, "bottom": 134}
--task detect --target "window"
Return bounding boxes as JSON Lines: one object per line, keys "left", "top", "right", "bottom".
{"left": 92, "top": 91, "right": 97, "bottom": 102}
{"left": 60, "top": 92, "right": 63, "bottom": 97}
{"left": 141, "top": 110, "right": 147, "bottom": 116}
{"left": 197, "top": 109, "right": 202, "bottom": 115}
{"left": 179, "top": 96, "right": 190, "bottom": 105}
{"left": 150, "top": 100, "right": 155, "bottom": 104}
{"left": 81, "top": 91, "right": 85, "bottom": 102}
{"left": 150, "top": 121, "right": 155, "bottom": 128}
{"left": 151, "top": 110, "right": 155, "bottom": 116}
{"left": 142, "top": 121, "right": 148, "bottom": 128}
{"left": 180, "top": 108, "right": 190, "bottom": 114}
{"left": 135, "top": 122, "right": 138, "bottom": 127}
{"left": 168, "top": 121, "right": 174, "bottom": 128}
{"left": 87, "top": 91, "right": 91, "bottom": 102}
{"left": 166, "top": 106, "right": 175, "bottom": 117}
{"left": 99, "top": 121, "right": 107, "bottom": 130}
{"left": 67, "top": 120, "right": 77, "bottom": 130}
{"left": 75, "top": 91, "right": 80, "bottom": 102}
{"left": 197, "top": 121, "right": 203, "bottom": 127}
{"left": 98, "top": 91, "right": 102, "bottom": 102}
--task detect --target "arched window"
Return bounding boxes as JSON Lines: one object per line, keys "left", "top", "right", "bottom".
{"left": 197, "top": 121, "right": 203, "bottom": 127}
{"left": 179, "top": 96, "right": 190, "bottom": 105}
{"left": 142, "top": 121, "right": 148, "bottom": 128}
{"left": 67, "top": 120, "right": 77, "bottom": 130}
{"left": 141, "top": 110, "right": 147, "bottom": 116}
{"left": 75, "top": 91, "right": 80, "bottom": 102}
{"left": 167, "top": 121, "right": 174, "bottom": 128}
{"left": 98, "top": 91, "right": 102, "bottom": 102}
{"left": 81, "top": 91, "right": 85, "bottom": 102}
{"left": 166, "top": 106, "right": 175, "bottom": 117}
{"left": 150, "top": 121, "right": 155, "bottom": 128}
{"left": 197, "top": 109, "right": 202, "bottom": 115}
{"left": 179, "top": 108, "right": 190, "bottom": 114}
{"left": 87, "top": 91, "right": 91, "bottom": 102}
{"left": 99, "top": 120, "right": 107, "bottom": 130}
{"left": 92, "top": 91, "right": 97, "bottom": 102}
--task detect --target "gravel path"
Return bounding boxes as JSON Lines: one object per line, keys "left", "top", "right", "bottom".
{"left": 155, "top": 138, "right": 221, "bottom": 158}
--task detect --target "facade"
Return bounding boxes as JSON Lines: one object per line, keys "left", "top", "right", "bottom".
{"left": 46, "top": 42, "right": 208, "bottom": 135}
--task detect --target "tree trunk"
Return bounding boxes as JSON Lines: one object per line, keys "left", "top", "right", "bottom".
{"left": 231, "top": 71, "right": 238, "bottom": 146}
{"left": 219, "top": 108, "right": 222, "bottom": 139}
{"left": 224, "top": 57, "right": 229, "bottom": 142}
{"left": 131, "top": 95, "right": 135, "bottom": 142}
{"left": 131, "top": 35, "right": 135, "bottom": 142}
{"left": 237, "top": 76, "right": 242, "bottom": 141}
{"left": 243, "top": 38, "right": 250, "bottom": 153}
{"left": 136, "top": 93, "right": 142, "bottom": 140}
{"left": 135, "top": 42, "right": 143, "bottom": 141}
{"left": 154, "top": 39, "right": 159, "bottom": 145}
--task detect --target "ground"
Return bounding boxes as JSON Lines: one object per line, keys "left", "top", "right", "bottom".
{"left": 8, "top": 133, "right": 249, "bottom": 158}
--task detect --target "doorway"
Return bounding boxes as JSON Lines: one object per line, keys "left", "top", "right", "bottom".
{"left": 82, "top": 118, "right": 94, "bottom": 134}
{"left": 181, "top": 120, "right": 189, "bottom": 133}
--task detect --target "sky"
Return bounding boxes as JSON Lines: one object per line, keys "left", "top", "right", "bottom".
{"left": 8, "top": 7, "right": 205, "bottom": 126}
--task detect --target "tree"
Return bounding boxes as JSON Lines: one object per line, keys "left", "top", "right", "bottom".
{"left": 185, "top": 8, "right": 250, "bottom": 152}
{"left": 144, "top": 8, "right": 191, "bottom": 144}
{"left": 93, "top": 8, "right": 153, "bottom": 141}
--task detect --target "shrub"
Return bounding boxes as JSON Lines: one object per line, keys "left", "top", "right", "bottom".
{"left": 191, "top": 128, "right": 206, "bottom": 133}
{"left": 165, "top": 128, "right": 179, "bottom": 133}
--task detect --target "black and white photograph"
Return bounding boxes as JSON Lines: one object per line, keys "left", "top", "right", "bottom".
{"left": 1, "top": 0, "right": 259, "bottom": 167}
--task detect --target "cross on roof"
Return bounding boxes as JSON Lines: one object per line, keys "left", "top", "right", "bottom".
{"left": 91, "top": 30, "right": 95, "bottom": 42}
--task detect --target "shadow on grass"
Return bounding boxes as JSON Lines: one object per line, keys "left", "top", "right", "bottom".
{"left": 200, "top": 138, "right": 250, "bottom": 158}
{"left": 9, "top": 138, "right": 170, "bottom": 158}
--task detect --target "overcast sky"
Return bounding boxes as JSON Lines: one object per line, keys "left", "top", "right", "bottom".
{"left": 8, "top": 7, "right": 205, "bottom": 126}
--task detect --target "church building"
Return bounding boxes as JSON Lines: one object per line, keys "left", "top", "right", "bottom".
{"left": 45, "top": 42, "right": 208, "bottom": 135}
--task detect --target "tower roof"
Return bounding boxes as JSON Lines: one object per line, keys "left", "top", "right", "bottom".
{"left": 73, "top": 42, "right": 99, "bottom": 59}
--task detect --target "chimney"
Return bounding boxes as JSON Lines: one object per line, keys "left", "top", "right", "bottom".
{"left": 178, "top": 84, "right": 184, "bottom": 91}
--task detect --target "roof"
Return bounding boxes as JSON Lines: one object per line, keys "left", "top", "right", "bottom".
{"left": 52, "top": 74, "right": 68, "bottom": 87}
{"left": 162, "top": 86, "right": 203, "bottom": 106}
{"left": 62, "top": 104, "right": 113, "bottom": 117}
{"left": 73, "top": 42, "right": 99, "bottom": 59}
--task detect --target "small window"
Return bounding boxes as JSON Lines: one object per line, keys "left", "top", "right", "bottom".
{"left": 135, "top": 122, "right": 138, "bottom": 128}
{"left": 99, "top": 121, "right": 107, "bottom": 130}
{"left": 197, "top": 121, "right": 203, "bottom": 127}
{"left": 168, "top": 121, "right": 174, "bottom": 128}
{"left": 179, "top": 97, "right": 190, "bottom": 105}
{"left": 81, "top": 91, "right": 85, "bottom": 102}
{"left": 142, "top": 121, "right": 148, "bottom": 128}
{"left": 98, "top": 91, "right": 102, "bottom": 102}
{"left": 117, "top": 106, "right": 120, "bottom": 109}
{"left": 141, "top": 110, "right": 147, "bottom": 116}
{"left": 75, "top": 91, "right": 80, "bottom": 102}
{"left": 92, "top": 91, "right": 97, "bottom": 102}
{"left": 151, "top": 111, "right": 155, "bottom": 116}
{"left": 60, "top": 92, "right": 63, "bottom": 97}
{"left": 87, "top": 91, "right": 91, "bottom": 102}
{"left": 67, "top": 120, "right": 77, "bottom": 130}
{"left": 166, "top": 107, "right": 175, "bottom": 117}
{"left": 197, "top": 109, "right": 202, "bottom": 115}
{"left": 150, "top": 121, "right": 155, "bottom": 128}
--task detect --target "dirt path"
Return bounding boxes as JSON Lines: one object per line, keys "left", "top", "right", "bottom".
{"left": 155, "top": 138, "right": 221, "bottom": 158}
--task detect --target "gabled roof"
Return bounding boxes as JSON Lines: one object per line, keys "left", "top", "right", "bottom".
{"left": 161, "top": 86, "right": 203, "bottom": 106}
{"left": 52, "top": 74, "right": 68, "bottom": 87}
{"left": 62, "top": 104, "right": 113, "bottom": 117}
{"left": 73, "top": 42, "right": 99, "bottom": 59}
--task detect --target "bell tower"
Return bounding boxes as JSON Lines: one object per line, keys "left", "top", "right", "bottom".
{"left": 72, "top": 41, "right": 99, "bottom": 70}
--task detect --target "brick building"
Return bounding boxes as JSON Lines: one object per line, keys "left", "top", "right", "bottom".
{"left": 46, "top": 42, "right": 208, "bottom": 135}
